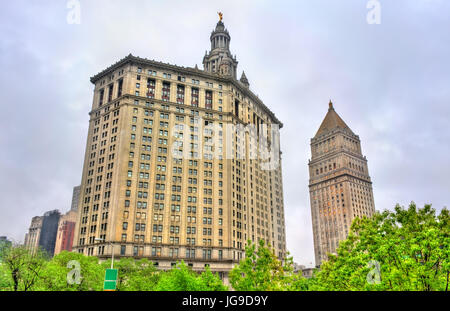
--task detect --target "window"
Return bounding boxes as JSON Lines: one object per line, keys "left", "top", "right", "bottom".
{"left": 162, "top": 82, "right": 170, "bottom": 101}
{"left": 108, "top": 84, "right": 114, "bottom": 102}
{"left": 202, "top": 249, "right": 212, "bottom": 259}
{"left": 176, "top": 85, "right": 185, "bottom": 104}
{"left": 117, "top": 79, "right": 123, "bottom": 97}
{"left": 147, "top": 78, "right": 156, "bottom": 98}
{"left": 191, "top": 88, "right": 199, "bottom": 106}
{"left": 152, "top": 247, "right": 161, "bottom": 256}
{"left": 99, "top": 89, "right": 104, "bottom": 107}
{"left": 205, "top": 90, "right": 212, "bottom": 109}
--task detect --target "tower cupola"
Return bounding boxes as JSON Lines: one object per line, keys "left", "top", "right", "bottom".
{"left": 203, "top": 13, "right": 238, "bottom": 78}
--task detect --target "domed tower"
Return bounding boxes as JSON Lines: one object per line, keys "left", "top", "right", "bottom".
{"left": 203, "top": 13, "right": 238, "bottom": 78}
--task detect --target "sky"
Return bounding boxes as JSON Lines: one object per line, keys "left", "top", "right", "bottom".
{"left": 0, "top": 0, "right": 449, "bottom": 267}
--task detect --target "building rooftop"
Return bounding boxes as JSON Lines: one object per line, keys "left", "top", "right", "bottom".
{"left": 314, "top": 101, "right": 354, "bottom": 138}
{"left": 90, "top": 53, "right": 283, "bottom": 127}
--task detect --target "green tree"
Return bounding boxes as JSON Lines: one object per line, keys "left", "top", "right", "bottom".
{"left": 2, "top": 246, "right": 47, "bottom": 291}
{"left": 310, "top": 203, "right": 449, "bottom": 291}
{"left": 156, "top": 261, "right": 226, "bottom": 291}
{"left": 36, "top": 251, "right": 104, "bottom": 291}
{"left": 199, "top": 266, "right": 228, "bottom": 291}
{"left": 0, "top": 262, "right": 12, "bottom": 291}
{"left": 101, "top": 258, "right": 160, "bottom": 291}
{"left": 229, "top": 239, "right": 306, "bottom": 291}
{"left": 0, "top": 239, "right": 12, "bottom": 261}
{"left": 126, "top": 258, "right": 161, "bottom": 291}
{"left": 101, "top": 257, "right": 136, "bottom": 291}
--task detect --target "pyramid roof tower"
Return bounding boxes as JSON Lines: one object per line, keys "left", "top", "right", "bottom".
{"left": 315, "top": 101, "right": 354, "bottom": 138}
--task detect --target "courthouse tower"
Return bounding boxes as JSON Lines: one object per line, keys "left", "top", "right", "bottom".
{"left": 72, "top": 16, "right": 286, "bottom": 281}
{"left": 308, "top": 101, "right": 375, "bottom": 266}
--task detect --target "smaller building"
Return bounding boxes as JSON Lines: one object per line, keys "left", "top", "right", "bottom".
{"left": 54, "top": 210, "right": 77, "bottom": 255}
{"left": 24, "top": 211, "right": 61, "bottom": 256}
{"left": 38, "top": 210, "right": 61, "bottom": 256}
{"left": 25, "top": 185, "right": 80, "bottom": 257}
{"left": 293, "top": 262, "right": 315, "bottom": 279}
{"left": 24, "top": 216, "right": 43, "bottom": 254}
{"left": 71, "top": 185, "right": 81, "bottom": 212}
{"left": 301, "top": 267, "right": 315, "bottom": 279}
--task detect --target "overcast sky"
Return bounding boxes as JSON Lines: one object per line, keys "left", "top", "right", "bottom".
{"left": 1, "top": 0, "right": 449, "bottom": 267}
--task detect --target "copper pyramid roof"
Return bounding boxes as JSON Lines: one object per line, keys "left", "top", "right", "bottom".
{"left": 314, "top": 101, "right": 354, "bottom": 138}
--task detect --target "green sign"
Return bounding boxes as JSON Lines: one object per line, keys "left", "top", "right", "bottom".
{"left": 103, "top": 269, "right": 118, "bottom": 291}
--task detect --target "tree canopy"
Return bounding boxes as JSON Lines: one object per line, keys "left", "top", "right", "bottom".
{"left": 229, "top": 239, "right": 307, "bottom": 291}
{"left": 309, "top": 203, "right": 449, "bottom": 291}
{"left": 0, "top": 202, "right": 447, "bottom": 291}
{"left": 155, "top": 261, "right": 227, "bottom": 291}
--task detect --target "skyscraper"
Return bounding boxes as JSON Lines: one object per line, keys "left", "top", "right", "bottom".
{"left": 72, "top": 16, "right": 286, "bottom": 281}
{"left": 24, "top": 216, "right": 43, "bottom": 254}
{"left": 38, "top": 210, "right": 61, "bottom": 256}
{"left": 54, "top": 210, "right": 77, "bottom": 255}
{"left": 71, "top": 185, "right": 81, "bottom": 212}
{"left": 54, "top": 186, "right": 80, "bottom": 255}
{"left": 309, "top": 101, "right": 375, "bottom": 266}
{"left": 25, "top": 210, "right": 61, "bottom": 256}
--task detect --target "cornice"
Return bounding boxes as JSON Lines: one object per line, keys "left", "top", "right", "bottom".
{"left": 309, "top": 148, "right": 368, "bottom": 164}
{"left": 90, "top": 54, "right": 283, "bottom": 127}
{"left": 308, "top": 172, "right": 373, "bottom": 188}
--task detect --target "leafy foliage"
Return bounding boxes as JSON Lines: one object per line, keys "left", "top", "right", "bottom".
{"left": 1, "top": 202, "right": 447, "bottom": 291}
{"left": 199, "top": 265, "right": 228, "bottom": 291}
{"left": 2, "top": 246, "right": 47, "bottom": 291}
{"left": 156, "top": 261, "right": 227, "bottom": 291}
{"left": 0, "top": 240, "right": 11, "bottom": 261}
{"left": 101, "top": 257, "right": 160, "bottom": 291}
{"left": 229, "top": 239, "right": 307, "bottom": 291}
{"left": 0, "top": 262, "right": 12, "bottom": 291}
{"left": 35, "top": 251, "right": 104, "bottom": 291}
{"left": 309, "top": 203, "right": 449, "bottom": 291}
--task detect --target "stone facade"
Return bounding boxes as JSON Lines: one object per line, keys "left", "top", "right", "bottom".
{"left": 72, "top": 18, "right": 286, "bottom": 281}
{"left": 54, "top": 210, "right": 77, "bottom": 255}
{"left": 308, "top": 101, "right": 375, "bottom": 266}
{"left": 24, "top": 216, "right": 43, "bottom": 254}
{"left": 71, "top": 185, "right": 81, "bottom": 212}
{"left": 203, "top": 20, "right": 238, "bottom": 79}
{"left": 24, "top": 210, "right": 61, "bottom": 256}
